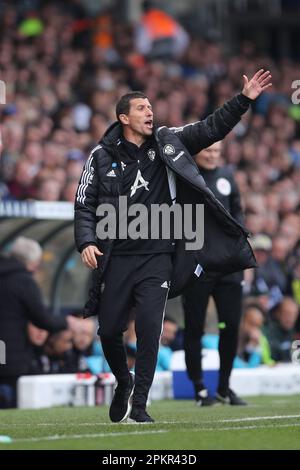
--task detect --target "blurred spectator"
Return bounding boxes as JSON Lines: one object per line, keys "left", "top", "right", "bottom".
{"left": 72, "top": 316, "right": 95, "bottom": 352}
{"left": 123, "top": 317, "right": 138, "bottom": 371}
{"left": 135, "top": 1, "right": 189, "bottom": 60}
{"left": 27, "top": 322, "right": 49, "bottom": 375}
{"left": 27, "top": 322, "right": 49, "bottom": 346}
{"left": 85, "top": 340, "right": 111, "bottom": 375}
{"left": 234, "top": 304, "right": 274, "bottom": 368}
{"left": 36, "top": 178, "right": 62, "bottom": 201}
{"left": 71, "top": 317, "right": 98, "bottom": 372}
{"left": 43, "top": 330, "right": 75, "bottom": 373}
{"left": 125, "top": 344, "right": 137, "bottom": 372}
{"left": 156, "top": 316, "right": 178, "bottom": 371}
{"left": 62, "top": 180, "right": 79, "bottom": 203}
{"left": 248, "top": 233, "right": 286, "bottom": 308}
{"left": 286, "top": 241, "right": 300, "bottom": 309}
{"left": 123, "top": 315, "right": 178, "bottom": 371}
{"left": 7, "top": 159, "right": 37, "bottom": 200}
{"left": 263, "top": 297, "right": 299, "bottom": 362}
{"left": 0, "top": 237, "right": 80, "bottom": 408}
{"left": 160, "top": 316, "right": 178, "bottom": 348}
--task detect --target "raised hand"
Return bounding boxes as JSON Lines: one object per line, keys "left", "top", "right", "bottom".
{"left": 81, "top": 245, "right": 103, "bottom": 269}
{"left": 242, "top": 69, "right": 272, "bottom": 100}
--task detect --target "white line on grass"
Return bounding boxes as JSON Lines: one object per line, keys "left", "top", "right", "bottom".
{"left": 8, "top": 423, "right": 300, "bottom": 443}
{"left": 12, "top": 430, "right": 167, "bottom": 443}
{"left": 218, "top": 414, "right": 300, "bottom": 423}
{"left": 200, "top": 423, "right": 300, "bottom": 431}
{"left": 0, "top": 422, "right": 133, "bottom": 427}
{"left": 2, "top": 414, "right": 300, "bottom": 428}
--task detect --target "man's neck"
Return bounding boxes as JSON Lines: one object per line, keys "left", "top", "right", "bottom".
{"left": 123, "top": 128, "right": 147, "bottom": 147}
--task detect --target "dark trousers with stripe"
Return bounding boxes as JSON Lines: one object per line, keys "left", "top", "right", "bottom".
{"left": 98, "top": 253, "right": 172, "bottom": 409}
{"left": 182, "top": 280, "right": 243, "bottom": 396}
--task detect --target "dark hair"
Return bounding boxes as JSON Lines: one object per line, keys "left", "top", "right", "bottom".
{"left": 116, "top": 91, "right": 148, "bottom": 122}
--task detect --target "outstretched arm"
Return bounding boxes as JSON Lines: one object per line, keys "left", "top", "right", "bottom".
{"left": 173, "top": 69, "right": 272, "bottom": 156}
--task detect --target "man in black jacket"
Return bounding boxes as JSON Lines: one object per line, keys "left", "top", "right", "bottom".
{"left": 74, "top": 69, "right": 271, "bottom": 423}
{"left": 182, "top": 141, "right": 247, "bottom": 407}
{"left": 0, "top": 237, "right": 79, "bottom": 408}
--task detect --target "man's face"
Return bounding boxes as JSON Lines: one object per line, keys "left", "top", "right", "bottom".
{"left": 120, "top": 98, "right": 154, "bottom": 138}
{"left": 195, "top": 141, "right": 222, "bottom": 170}
{"left": 27, "top": 322, "right": 49, "bottom": 346}
{"left": 161, "top": 321, "right": 177, "bottom": 346}
{"left": 277, "top": 301, "right": 298, "bottom": 331}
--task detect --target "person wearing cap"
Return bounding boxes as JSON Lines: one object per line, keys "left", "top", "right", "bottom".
{"left": 249, "top": 234, "right": 287, "bottom": 309}
{"left": 74, "top": 69, "right": 271, "bottom": 423}
{"left": 182, "top": 141, "right": 248, "bottom": 406}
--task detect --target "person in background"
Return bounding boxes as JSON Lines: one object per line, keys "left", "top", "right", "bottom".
{"left": 43, "top": 330, "right": 75, "bottom": 373}
{"left": 156, "top": 316, "right": 178, "bottom": 371}
{"left": 234, "top": 303, "right": 274, "bottom": 368}
{"left": 263, "top": 297, "right": 299, "bottom": 362}
{"left": 182, "top": 141, "right": 247, "bottom": 406}
{"left": 72, "top": 317, "right": 97, "bottom": 372}
{"left": 135, "top": 0, "right": 189, "bottom": 60}
{"left": 249, "top": 234, "right": 287, "bottom": 309}
{"left": 0, "top": 237, "right": 81, "bottom": 407}
{"left": 124, "top": 315, "right": 178, "bottom": 371}
{"left": 27, "top": 322, "right": 49, "bottom": 374}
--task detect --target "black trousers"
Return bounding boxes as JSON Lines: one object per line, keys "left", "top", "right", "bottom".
{"left": 98, "top": 253, "right": 172, "bottom": 409}
{"left": 182, "top": 280, "right": 243, "bottom": 396}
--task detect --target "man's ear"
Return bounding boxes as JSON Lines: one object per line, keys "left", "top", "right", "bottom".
{"left": 119, "top": 114, "right": 129, "bottom": 125}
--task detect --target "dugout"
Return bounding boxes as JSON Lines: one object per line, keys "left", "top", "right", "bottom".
{"left": 0, "top": 201, "right": 87, "bottom": 316}
{"left": 0, "top": 200, "right": 183, "bottom": 322}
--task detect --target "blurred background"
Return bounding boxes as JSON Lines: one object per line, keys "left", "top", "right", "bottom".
{"left": 0, "top": 0, "right": 300, "bottom": 406}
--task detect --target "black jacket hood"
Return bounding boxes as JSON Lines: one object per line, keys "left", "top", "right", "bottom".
{"left": 100, "top": 121, "right": 122, "bottom": 146}
{"left": 0, "top": 256, "right": 27, "bottom": 277}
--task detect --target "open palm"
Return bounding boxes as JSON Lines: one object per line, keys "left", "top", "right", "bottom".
{"left": 242, "top": 69, "right": 272, "bottom": 100}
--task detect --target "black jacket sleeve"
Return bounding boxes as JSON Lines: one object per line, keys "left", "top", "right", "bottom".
{"left": 172, "top": 93, "right": 252, "bottom": 156}
{"left": 74, "top": 147, "right": 100, "bottom": 253}
{"left": 18, "top": 273, "right": 67, "bottom": 332}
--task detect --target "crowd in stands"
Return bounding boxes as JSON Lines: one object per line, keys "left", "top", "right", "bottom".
{"left": 0, "top": 1, "right": 300, "bottom": 386}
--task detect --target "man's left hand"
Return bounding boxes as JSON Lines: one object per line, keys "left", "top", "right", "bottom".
{"left": 242, "top": 69, "right": 272, "bottom": 100}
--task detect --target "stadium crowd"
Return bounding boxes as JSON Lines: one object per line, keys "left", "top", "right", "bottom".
{"left": 0, "top": 1, "right": 300, "bottom": 395}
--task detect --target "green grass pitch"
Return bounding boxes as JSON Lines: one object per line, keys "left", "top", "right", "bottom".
{"left": 0, "top": 396, "right": 300, "bottom": 450}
